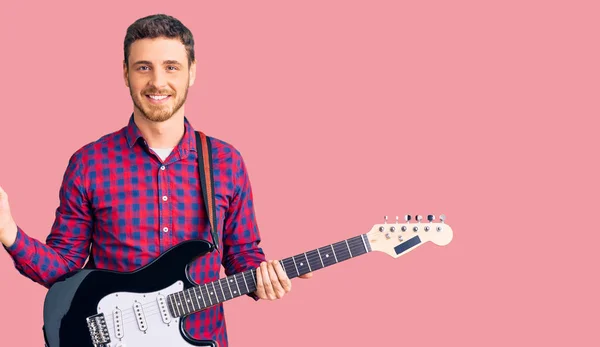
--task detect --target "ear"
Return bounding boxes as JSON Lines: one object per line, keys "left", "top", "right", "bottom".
{"left": 189, "top": 60, "right": 197, "bottom": 87}
{"left": 123, "top": 60, "right": 129, "bottom": 88}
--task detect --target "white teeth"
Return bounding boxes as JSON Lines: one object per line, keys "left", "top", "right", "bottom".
{"left": 149, "top": 95, "right": 168, "bottom": 100}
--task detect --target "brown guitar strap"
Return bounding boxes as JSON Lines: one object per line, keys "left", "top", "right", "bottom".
{"left": 195, "top": 131, "right": 220, "bottom": 252}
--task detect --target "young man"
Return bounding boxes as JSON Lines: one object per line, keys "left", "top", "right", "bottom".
{"left": 0, "top": 14, "right": 310, "bottom": 346}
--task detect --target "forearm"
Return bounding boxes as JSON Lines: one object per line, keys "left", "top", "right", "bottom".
{"left": 2, "top": 152, "right": 93, "bottom": 287}
{"left": 3, "top": 225, "right": 89, "bottom": 288}
{"left": 222, "top": 241, "right": 266, "bottom": 275}
{"left": 0, "top": 219, "right": 17, "bottom": 248}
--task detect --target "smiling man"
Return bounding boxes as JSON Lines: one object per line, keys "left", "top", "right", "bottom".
{"left": 0, "top": 14, "right": 309, "bottom": 346}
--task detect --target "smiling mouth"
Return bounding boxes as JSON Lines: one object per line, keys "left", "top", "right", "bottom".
{"left": 145, "top": 94, "right": 172, "bottom": 104}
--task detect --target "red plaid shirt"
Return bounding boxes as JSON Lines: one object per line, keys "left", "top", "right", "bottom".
{"left": 5, "top": 115, "right": 266, "bottom": 346}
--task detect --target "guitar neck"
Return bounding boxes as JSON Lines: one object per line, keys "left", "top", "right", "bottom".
{"left": 167, "top": 234, "right": 372, "bottom": 317}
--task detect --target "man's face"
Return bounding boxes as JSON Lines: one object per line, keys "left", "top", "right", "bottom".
{"left": 124, "top": 37, "right": 196, "bottom": 122}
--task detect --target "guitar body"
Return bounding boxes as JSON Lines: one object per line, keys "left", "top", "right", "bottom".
{"left": 42, "top": 240, "right": 217, "bottom": 347}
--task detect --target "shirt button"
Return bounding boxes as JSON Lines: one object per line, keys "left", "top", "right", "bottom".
{"left": 160, "top": 166, "right": 166, "bottom": 170}
{"left": 163, "top": 227, "right": 169, "bottom": 232}
{"left": 162, "top": 196, "right": 168, "bottom": 201}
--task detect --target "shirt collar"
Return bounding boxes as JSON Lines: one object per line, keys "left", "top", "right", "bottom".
{"left": 124, "top": 114, "right": 198, "bottom": 159}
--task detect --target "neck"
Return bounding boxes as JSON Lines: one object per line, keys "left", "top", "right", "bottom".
{"left": 133, "top": 108, "right": 185, "bottom": 148}
{"left": 167, "top": 234, "right": 373, "bottom": 318}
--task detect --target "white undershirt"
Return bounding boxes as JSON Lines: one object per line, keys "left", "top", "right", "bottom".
{"left": 150, "top": 147, "right": 174, "bottom": 161}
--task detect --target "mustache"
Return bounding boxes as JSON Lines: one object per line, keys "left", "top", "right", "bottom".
{"left": 143, "top": 88, "right": 174, "bottom": 95}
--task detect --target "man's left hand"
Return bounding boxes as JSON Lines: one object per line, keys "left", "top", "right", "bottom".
{"left": 254, "top": 260, "right": 312, "bottom": 300}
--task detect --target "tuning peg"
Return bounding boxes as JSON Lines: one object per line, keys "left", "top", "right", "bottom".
{"left": 416, "top": 215, "right": 423, "bottom": 222}
{"left": 384, "top": 216, "right": 388, "bottom": 224}
{"left": 395, "top": 216, "right": 399, "bottom": 224}
{"left": 427, "top": 214, "right": 435, "bottom": 222}
{"left": 440, "top": 214, "right": 446, "bottom": 223}
{"left": 404, "top": 215, "right": 411, "bottom": 223}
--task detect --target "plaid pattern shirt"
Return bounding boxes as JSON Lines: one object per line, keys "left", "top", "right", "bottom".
{"left": 4, "top": 115, "right": 265, "bottom": 346}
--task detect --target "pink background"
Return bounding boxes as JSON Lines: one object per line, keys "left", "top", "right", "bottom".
{"left": 0, "top": 0, "right": 598, "bottom": 346}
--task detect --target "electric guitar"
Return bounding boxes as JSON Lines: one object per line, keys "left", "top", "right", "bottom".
{"left": 42, "top": 214, "right": 453, "bottom": 347}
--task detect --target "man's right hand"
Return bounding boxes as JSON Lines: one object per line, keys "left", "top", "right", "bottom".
{"left": 0, "top": 186, "right": 18, "bottom": 248}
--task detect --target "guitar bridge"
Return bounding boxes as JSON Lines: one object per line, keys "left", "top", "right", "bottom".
{"left": 86, "top": 313, "right": 111, "bottom": 347}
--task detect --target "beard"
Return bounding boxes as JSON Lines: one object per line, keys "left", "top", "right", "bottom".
{"left": 129, "top": 80, "right": 189, "bottom": 123}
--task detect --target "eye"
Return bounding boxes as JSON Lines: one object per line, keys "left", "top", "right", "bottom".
{"left": 138, "top": 66, "right": 150, "bottom": 71}
{"left": 167, "top": 66, "right": 178, "bottom": 71}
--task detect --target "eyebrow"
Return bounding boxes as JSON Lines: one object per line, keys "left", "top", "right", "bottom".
{"left": 132, "top": 60, "right": 183, "bottom": 66}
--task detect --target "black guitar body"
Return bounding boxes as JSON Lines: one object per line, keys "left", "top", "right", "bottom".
{"left": 42, "top": 239, "right": 217, "bottom": 347}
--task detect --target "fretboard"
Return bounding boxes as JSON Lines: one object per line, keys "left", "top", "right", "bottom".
{"left": 167, "top": 234, "right": 372, "bottom": 318}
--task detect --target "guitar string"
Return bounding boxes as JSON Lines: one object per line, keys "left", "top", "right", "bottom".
{"left": 103, "top": 247, "right": 371, "bottom": 330}
{"left": 100, "top": 242, "right": 368, "bottom": 324}
{"left": 101, "top": 242, "right": 365, "bottom": 321}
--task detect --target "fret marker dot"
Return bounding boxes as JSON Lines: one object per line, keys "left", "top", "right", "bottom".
{"left": 300, "top": 262, "right": 304, "bottom": 266}
{"left": 234, "top": 291, "right": 237, "bottom": 294}
{"left": 326, "top": 254, "right": 329, "bottom": 257}
{"left": 210, "top": 292, "right": 214, "bottom": 295}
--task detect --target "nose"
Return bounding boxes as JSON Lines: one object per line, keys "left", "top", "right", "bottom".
{"left": 149, "top": 68, "right": 168, "bottom": 89}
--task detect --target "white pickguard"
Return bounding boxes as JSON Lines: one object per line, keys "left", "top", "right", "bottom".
{"left": 95, "top": 281, "right": 197, "bottom": 347}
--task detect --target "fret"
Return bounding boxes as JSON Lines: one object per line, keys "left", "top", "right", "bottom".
{"left": 191, "top": 287, "right": 201, "bottom": 310}
{"left": 225, "top": 277, "right": 234, "bottom": 297}
{"left": 210, "top": 282, "right": 221, "bottom": 304}
{"left": 232, "top": 274, "right": 242, "bottom": 296}
{"left": 319, "top": 245, "right": 337, "bottom": 267}
{"left": 316, "top": 247, "right": 325, "bottom": 268}
{"left": 243, "top": 270, "right": 252, "bottom": 292}
{"left": 244, "top": 270, "right": 257, "bottom": 294}
{"left": 186, "top": 290, "right": 195, "bottom": 313}
{"left": 173, "top": 291, "right": 181, "bottom": 315}
{"left": 283, "top": 258, "right": 298, "bottom": 278}
{"left": 182, "top": 289, "right": 194, "bottom": 313}
{"left": 291, "top": 256, "right": 300, "bottom": 276}
{"left": 187, "top": 287, "right": 201, "bottom": 312}
{"left": 168, "top": 294, "right": 179, "bottom": 317}
{"left": 360, "top": 234, "right": 370, "bottom": 253}
{"left": 203, "top": 284, "right": 214, "bottom": 306}
{"left": 221, "top": 279, "right": 230, "bottom": 300}
{"left": 191, "top": 288, "right": 200, "bottom": 310}
{"left": 349, "top": 236, "right": 368, "bottom": 256}
{"left": 306, "top": 249, "right": 323, "bottom": 271}
{"left": 330, "top": 244, "right": 338, "bottom": 263}
{"left": 345, "top": 240, "right": 353, "bottom": 258}
{"left": 293, "top": 255, "right": 310, "bottom": 276}
{"left": 178, "top": 292, "right": 186, "bottom": 316}
{"left": 176, "top": 291, "right": 187, "bottom": 315}
{"left": 279, "top": 260, "right": 287, "bottom": 275}
{"left": 241, "top": 271, "right": 250, "bottom": 293}
{"left": 249, "top": 269, "right": 257, "bottom": 287}
{"left": 196, "top": 286, "right": 207, "bottom": 309}
{"left": 303, "top": 253, "right": 312, "bottom": 272}
{"left": 333, "top": 241, "right": 351, "bottom": 262}
{"left": 212, "top": 282, "right": 223, "bottom": 303}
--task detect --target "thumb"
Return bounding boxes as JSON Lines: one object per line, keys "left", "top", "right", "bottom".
{"left": 0, "top": 186, "right": 9, "bottom": 205}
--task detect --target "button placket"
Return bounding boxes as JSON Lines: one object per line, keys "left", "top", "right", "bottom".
{"left": 158, "top": 163, "right": 172, "bottom": 250}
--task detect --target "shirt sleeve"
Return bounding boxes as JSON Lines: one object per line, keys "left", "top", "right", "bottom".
{"left": 3, "top": 152, "right": 93, "bottom": 288}
{"left": 220, "top": 151, "right": 266, "bottom": 280}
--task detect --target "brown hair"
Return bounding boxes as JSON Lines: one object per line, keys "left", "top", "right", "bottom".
{"left": 124, "top": 14, "right": 195, "bottom": 68}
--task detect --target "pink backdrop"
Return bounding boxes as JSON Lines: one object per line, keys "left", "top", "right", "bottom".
{"left": 0, "top": 1, "right": 598, "bottom": 346}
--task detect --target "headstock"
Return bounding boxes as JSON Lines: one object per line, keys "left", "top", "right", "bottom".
{"left": 366, "top": 214, "right": 453, "bottom": 258}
